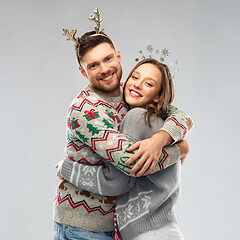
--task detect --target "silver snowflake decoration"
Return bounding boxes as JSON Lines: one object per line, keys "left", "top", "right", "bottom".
{"left": 146, "top": 44, "right": 154, "bottom": 53}
{"left": 161, "top": 48, "right": 170, "bottom": 57}
{"left": 134, "top": 45, "right": 180, "bottom": 78}
{"left": 160, "top": 57, "right": 165, "bottom": 62}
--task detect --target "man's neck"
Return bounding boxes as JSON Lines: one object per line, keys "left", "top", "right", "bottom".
{"left": 102, "top": 89, "right": 121, "bottom": 97}
{"left": 90, "top": 86, "right": 121, "bottom": 98}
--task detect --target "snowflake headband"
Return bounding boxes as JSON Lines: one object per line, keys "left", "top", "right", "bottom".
{"left": 135, "top": 44, "right": 180, "bottom": 79}
{"left": 62, "top": 8, "right": 110, "bottom": 47}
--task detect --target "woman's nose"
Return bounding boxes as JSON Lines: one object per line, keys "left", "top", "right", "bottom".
{"left": 134, "top": 81, "right": 142, "bottom": 89}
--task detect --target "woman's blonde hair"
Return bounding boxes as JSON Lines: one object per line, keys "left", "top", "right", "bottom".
{"left": 125, "top": 58, "right": 175, "bottom": 127}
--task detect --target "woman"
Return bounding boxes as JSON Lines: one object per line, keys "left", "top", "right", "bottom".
{"left": 60, "top": 58, "right": 192, "bottom": 239}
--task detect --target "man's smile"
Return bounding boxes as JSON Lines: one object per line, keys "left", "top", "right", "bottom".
{"left": 100, "top": 73, "right": 114, "bottom": 82}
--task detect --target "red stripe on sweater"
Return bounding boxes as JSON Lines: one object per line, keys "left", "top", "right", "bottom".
{"left": 167, "top": 118, "right": 186, "bottom": 140}
{"left": 77, "top": 158, "right": 106, "bottom": 166}
{"left": 72, "top": 98, "right": 121, "bottom": 111}
{"left": 160, "top": 149, "right": 169, "bottom": 169}
{"left": 91, "top": 131, "right": 130, "bottom": 161}
{"left": 54, "top": 195, "right": 114, "bottom": 216}
{"left": 66, "top": 143, "right": 88, "bottom": 152}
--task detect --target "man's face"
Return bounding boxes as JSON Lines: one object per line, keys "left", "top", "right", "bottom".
{"left": 80, "top": 43, "right": 122, "bottom": 97}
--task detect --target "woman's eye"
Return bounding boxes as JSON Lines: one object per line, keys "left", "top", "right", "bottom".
{"left": 132, "top": 75, "right": 138, "bottom": 80}
{"left": 146, "top": 82, "right": 152, "bottom": 87}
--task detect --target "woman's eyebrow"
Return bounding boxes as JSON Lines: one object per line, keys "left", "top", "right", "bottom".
{"left": 134, "top": 71, "right": 157, "bottom": 82}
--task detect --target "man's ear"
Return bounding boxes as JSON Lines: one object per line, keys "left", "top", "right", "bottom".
{"left": 79, "top": 65, "right": 88, "bottom": 79}
{"left": 116, "top": 50, "right": 121, "bottom": 62}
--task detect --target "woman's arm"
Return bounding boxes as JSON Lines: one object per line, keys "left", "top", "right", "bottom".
{"left": 59, "top": 159, "right": 135, "bottom": 196}
{"left": 124, "top": 107, "right": 194, "bottom": 175}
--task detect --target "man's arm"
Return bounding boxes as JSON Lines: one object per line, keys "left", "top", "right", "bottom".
{"left": 68, "top": 99, "right": 193, "bottom": 176}
{"left": 124, "top": 105, "right": 194, "bottom": 175}
{"left": 67, "top": 100, "right": 139, "bottom": 176}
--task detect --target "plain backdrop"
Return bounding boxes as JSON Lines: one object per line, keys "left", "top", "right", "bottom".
{"left": 1, "top": 0, "right": 239, "bottom": 239}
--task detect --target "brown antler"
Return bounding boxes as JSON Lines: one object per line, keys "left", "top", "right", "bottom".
{"left": 62, "top": 29, "right": 79, "bottom": 43}
{"left": 88, "top": 8, "right": 105, "bottom": 34}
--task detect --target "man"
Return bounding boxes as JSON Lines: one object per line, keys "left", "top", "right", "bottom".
{"left": 54, "top": 10, "right": 193, "bottom": 240}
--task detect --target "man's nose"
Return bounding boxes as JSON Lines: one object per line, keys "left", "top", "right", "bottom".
{"left": 99, "top": 63, "right": 109, "bottom": 74}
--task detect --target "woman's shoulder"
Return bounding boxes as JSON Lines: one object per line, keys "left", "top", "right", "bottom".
{"left": 125, "top": 107, "right": 146, "bottom": 118}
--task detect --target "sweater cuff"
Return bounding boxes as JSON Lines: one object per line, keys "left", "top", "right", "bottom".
{"left": 161, "top": 120, "right": 185, "bottom": 144}
{"left": 61, "top": 158, "right": 74, "bottom": 181}
{"left": 161, "top": 143, "right": 180, "bottom": 169}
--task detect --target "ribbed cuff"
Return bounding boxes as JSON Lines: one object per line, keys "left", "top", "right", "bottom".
{"left": 161, "top": 144, "right": 180, "bottom": 168}
{"left": 61, "top": 158, "right": 74, "bottom": 181}
{"left": 161, "top": 120, "right": 184, "bottom": 144}
{"left": 168, "top": 144, "right": 180, "bottom": 159}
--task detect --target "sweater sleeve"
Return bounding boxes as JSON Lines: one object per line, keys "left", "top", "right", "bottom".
{"left": 160, "top": 105, "right": 194, "bottom": 143}
{"left": 119, "top": 108, "right": 181, "bottom": 172}
{"left": 61, "top": 158, "right": 135, "bottom": 196}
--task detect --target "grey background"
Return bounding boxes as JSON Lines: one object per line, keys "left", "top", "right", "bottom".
{"left": 1, "top": 0, "right": 239, "bottom": 239}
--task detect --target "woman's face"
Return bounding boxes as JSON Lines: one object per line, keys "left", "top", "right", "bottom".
{"left": 124, "top": 63, "right": 162, "bottom": 109}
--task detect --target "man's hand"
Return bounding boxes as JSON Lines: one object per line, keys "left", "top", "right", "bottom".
{"left": 177, "top": 140, "right": 190, "bottom": 165}
{"left": 55, "top": 160, "right": 64, "bottom": 180}
{"left": 125, "top": 130, "right": 174, "bottom": 177}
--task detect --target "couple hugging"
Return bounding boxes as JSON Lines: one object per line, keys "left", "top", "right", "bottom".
{"left": 54, "top": 8, "right": 194, "bottom": 240}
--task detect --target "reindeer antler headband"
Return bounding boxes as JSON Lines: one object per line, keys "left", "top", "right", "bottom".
{"left": 62, "top": 8, "right": 109, "bottom": 48}
{"left": 88, "top": 8, "right": 105, "bottom": 35}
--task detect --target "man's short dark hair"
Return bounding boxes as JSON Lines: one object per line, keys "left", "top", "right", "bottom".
{"left": 75, "top": 31, "right": 115, "bottom": 65}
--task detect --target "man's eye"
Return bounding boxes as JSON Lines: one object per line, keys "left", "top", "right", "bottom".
{"left": 106, "top": 57, "right": 112, "bottom": 61}
{"left": 90, "top": 64, "right": 96, "bottom": 69}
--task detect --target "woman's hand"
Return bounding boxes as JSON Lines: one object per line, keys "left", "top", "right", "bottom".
{"left": 125, "top": 130, "right": 173, "bottom": 176}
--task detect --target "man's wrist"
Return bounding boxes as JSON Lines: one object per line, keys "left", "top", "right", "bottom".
{"left": 152, "top": 130, "right": 174, "bottom": 147}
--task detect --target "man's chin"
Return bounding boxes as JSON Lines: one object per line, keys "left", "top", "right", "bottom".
{"left": 94, "top": 82, "right": 120, "bottom": 95}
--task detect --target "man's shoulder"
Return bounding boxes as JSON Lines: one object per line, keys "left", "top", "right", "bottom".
{"left": 69, "top": 84, "right": 127, "bottom": 115}
{"left": 69, "top": 86, "right": 101, "bottom": 108}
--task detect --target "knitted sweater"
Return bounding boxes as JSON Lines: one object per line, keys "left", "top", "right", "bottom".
{"left": 62, "top": 108, "right": 182, "bottom": 240}
{"left": 54, "top": 84, "right": 193, "bottom": 232}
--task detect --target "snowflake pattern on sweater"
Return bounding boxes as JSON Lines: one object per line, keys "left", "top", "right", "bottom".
{"left": 117, "top": 191, "right": 153, "bottom": 231}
